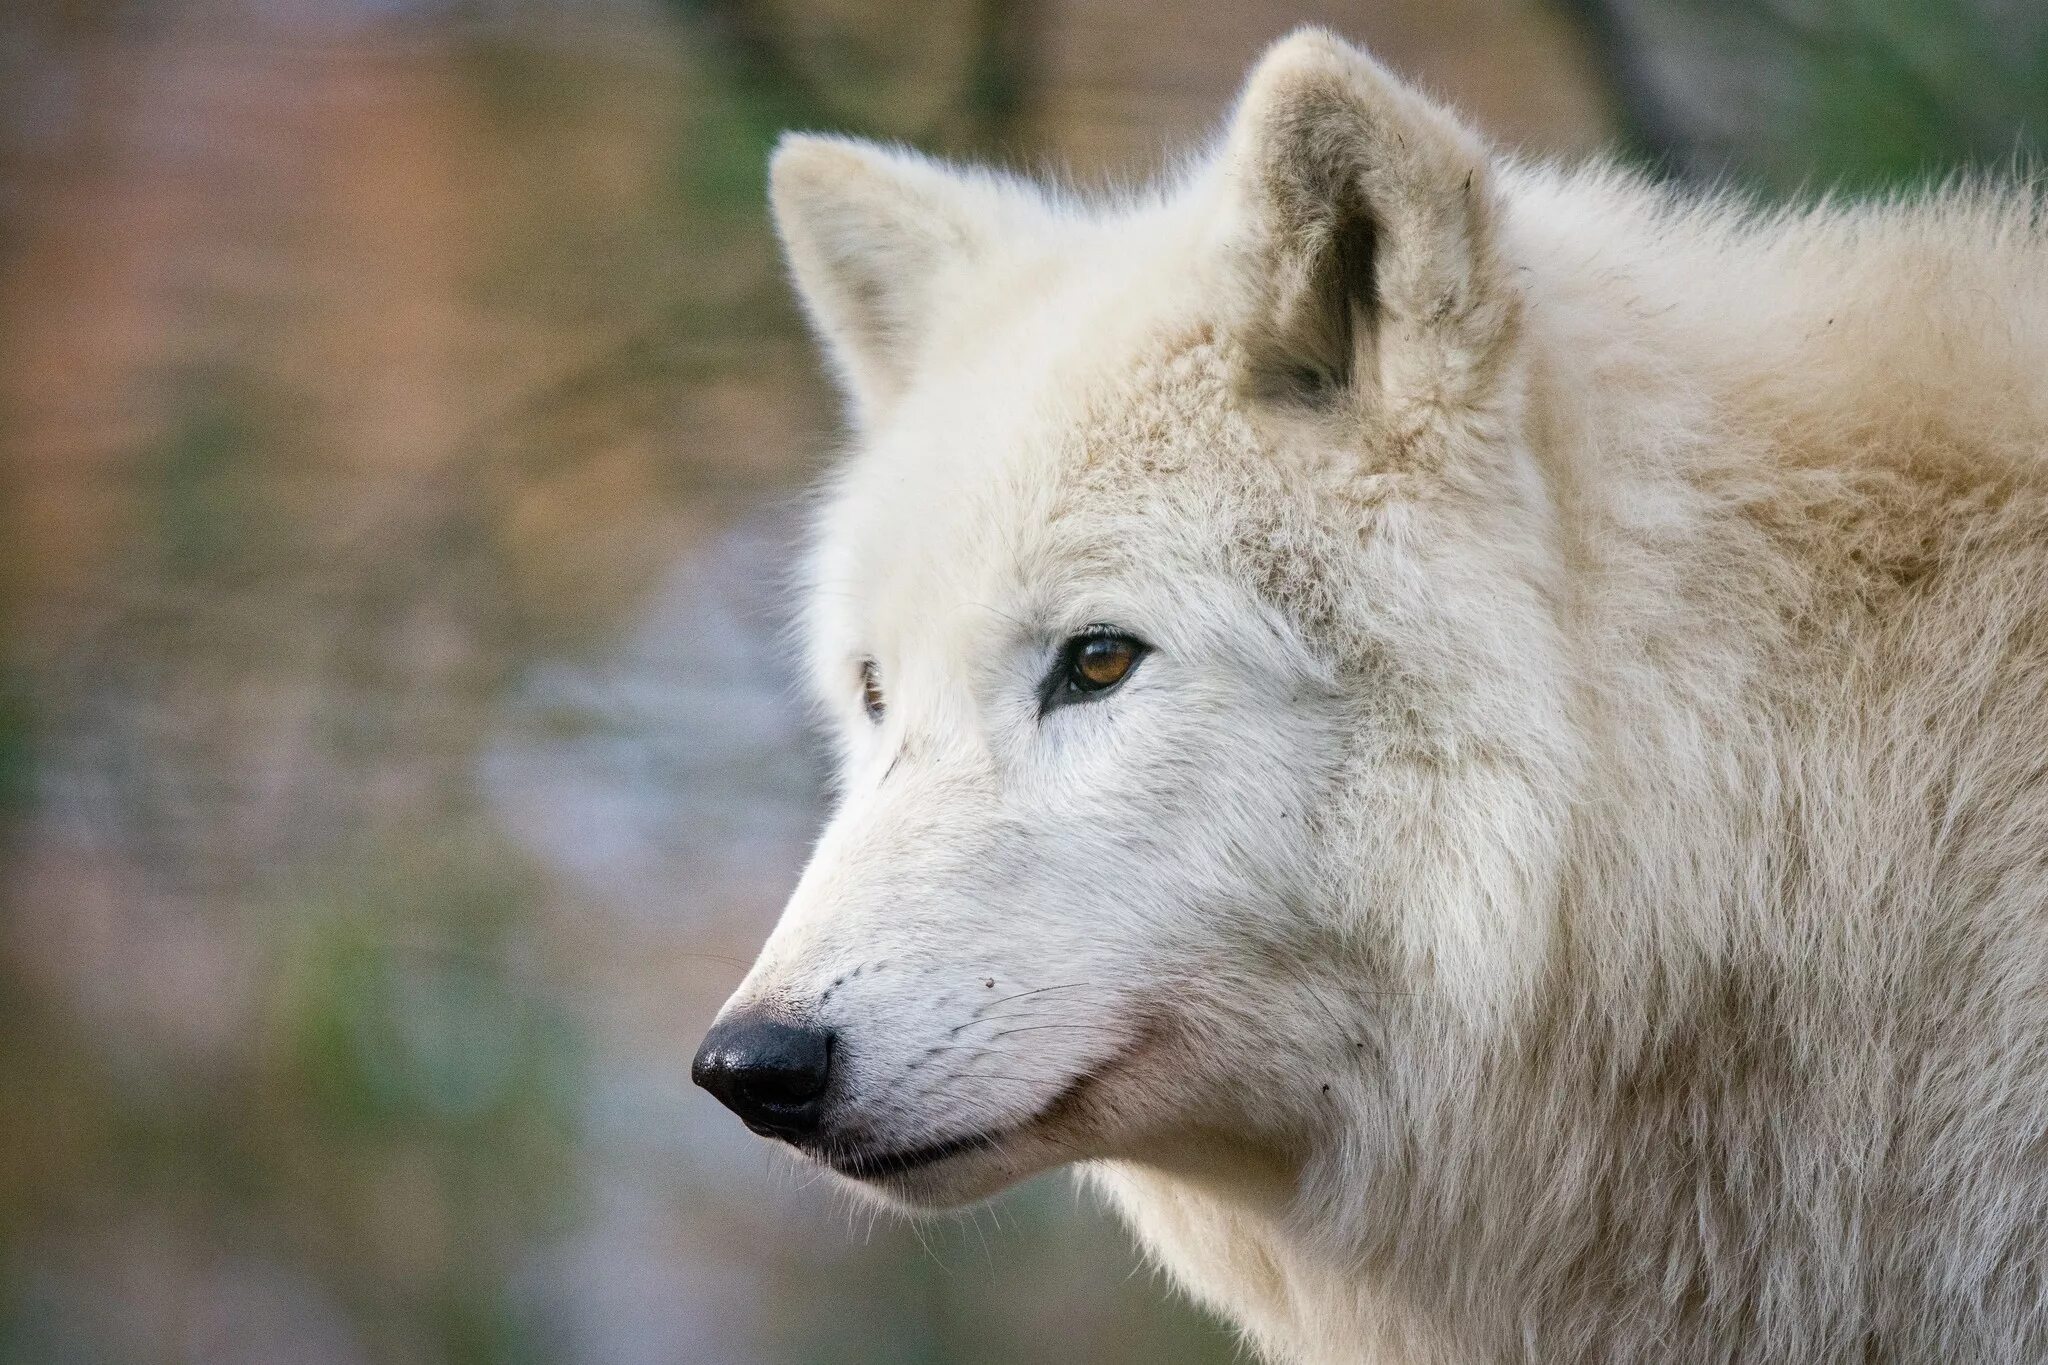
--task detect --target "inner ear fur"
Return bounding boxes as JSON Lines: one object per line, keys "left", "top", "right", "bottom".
{"left": 1220, "top": 30, "right": 1517, "bottom": 416}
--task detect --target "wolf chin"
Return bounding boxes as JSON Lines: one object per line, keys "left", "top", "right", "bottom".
{"left": 691, "top": 28, "right": 2048, "bottom": 1364}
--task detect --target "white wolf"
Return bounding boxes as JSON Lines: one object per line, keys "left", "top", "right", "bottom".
{"left": 692, "top": 29, "right": 2048, "bottom": 1364}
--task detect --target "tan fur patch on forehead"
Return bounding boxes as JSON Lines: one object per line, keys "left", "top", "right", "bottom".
{"left": 1048, "top": 324, "right": 1356, "bottom": 650}
{"left": 1060, "top": 326, "right": 1259, "bottom": 489}
{"left": 1057, "top": 319, "right": 1412, "bottom": 517}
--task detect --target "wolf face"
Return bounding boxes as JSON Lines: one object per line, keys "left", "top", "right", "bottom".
{"left": 695, "top": 30, "right": 1577, "bottom": 1212}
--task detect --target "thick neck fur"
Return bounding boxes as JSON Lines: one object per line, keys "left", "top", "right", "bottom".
{"left": 1101, "top": 168, "right": 2048, "bottom": 1365}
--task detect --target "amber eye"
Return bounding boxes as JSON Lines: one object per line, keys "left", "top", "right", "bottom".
{"left": 1071, "top": 635, "right": 1139, "bottom": 690}
{"left": 859, "top": 658, "right": 884, "bottom": 721}
{"left": 1041, "top": 630, "right": 1148, "bottom": 714}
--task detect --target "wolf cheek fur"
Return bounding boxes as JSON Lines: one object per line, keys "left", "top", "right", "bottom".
{"left": 697, "top": 25, "right": 2048, "bottom": 1365}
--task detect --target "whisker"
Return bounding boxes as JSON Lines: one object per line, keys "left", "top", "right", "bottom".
{"left": 972, "top": 999, "right": 1125, "bottom": 1023}
{"left": 977, "top": 980, "right": 1105, "bottom": 1011}
{"left": 907, "top": 1218, "right": 953, "bottom": 1276}
{"left": 959, "top": 599, "right": 1033, "bottom": 633}
{"left": 986, "top": 1022, "right": 1129, "bottom": 1040}
{"left": 674, "top": 951, "right": 754, "bottom": 969}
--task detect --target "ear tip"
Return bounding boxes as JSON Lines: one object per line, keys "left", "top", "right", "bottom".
{"left": 1244, "top": 26, "right": 1385, "bottom": 100}
{"left": 769, "top": 133, "right": 870, "bottom": 199}
{"left": 1231, "top": 27, "right": 1483, "bottom": 173}
{"left": 1259, "top": 25, "right": 1360, "bottom": 64}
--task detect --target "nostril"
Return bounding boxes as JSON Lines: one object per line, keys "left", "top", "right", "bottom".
{"left": 691, "top": 1010, "right": 835, "bottom": 1137}
{"left": 738, "top": 1037, "right": 832, "bottom": 1107}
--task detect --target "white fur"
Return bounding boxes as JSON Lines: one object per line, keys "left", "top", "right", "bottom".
{"left": 713, "top": 28, "right": 2048, "bottom": 1363}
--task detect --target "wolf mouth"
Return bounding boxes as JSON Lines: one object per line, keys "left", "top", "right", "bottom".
{"left": 815, "top": 1127, "right": 1010, "bottom": 1180}
{"left": 806, "top": 1038, "right": 1141, "bottom": 1181}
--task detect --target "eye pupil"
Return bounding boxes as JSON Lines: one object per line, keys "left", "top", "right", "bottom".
{"left": 859, "top": 659, "right": 885, "bottom": 721}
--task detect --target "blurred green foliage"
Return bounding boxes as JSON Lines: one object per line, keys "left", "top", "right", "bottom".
{"left": 271, "top": 847, "right": 582, "bottom": 1364}
{"left": 1578, "top": 0, "right": 2047, "bottom": 194}
{"left": 152, "top": 377, "right": 269, "bottom": 580}
{"left": 1783, "top": 0, "right": 2047, "bottom": 190}
{"left": 0, "top": 669, "right": 31, "bottom": 820}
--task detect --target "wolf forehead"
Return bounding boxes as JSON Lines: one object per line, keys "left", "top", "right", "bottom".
{"left": 820, "top": 323, "right": 1369, "bottom": 651}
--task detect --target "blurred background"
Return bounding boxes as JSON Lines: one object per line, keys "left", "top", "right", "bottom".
{"left": 0, "top": 1, "right": 2041, "bottom": 1361}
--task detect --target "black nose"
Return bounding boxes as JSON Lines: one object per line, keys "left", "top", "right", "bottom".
{"left": 692, "top": 1011, "right": 834, "bottom": 1138}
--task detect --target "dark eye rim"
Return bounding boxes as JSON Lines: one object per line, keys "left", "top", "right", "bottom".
{"left": 1037, "top": 626, "right": 1150, "bottom": 717}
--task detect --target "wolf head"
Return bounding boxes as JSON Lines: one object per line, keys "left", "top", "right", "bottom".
{"left": 695, "top": 30, "right": 1580, "bottom": 1210}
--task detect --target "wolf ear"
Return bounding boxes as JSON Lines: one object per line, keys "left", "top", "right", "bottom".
{"left": 770, "top": 135, "right": 1031, "bottom": 425}
{"left": 1217, "top": 30, "right": 1516, "bottom": 417}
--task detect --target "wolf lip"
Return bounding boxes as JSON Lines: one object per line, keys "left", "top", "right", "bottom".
{"left": 810, "top": 1041, "right": 1133, "bottom": 1180}
{"left": 810, "top": 1127, "right": 1007, "bottom": 1180}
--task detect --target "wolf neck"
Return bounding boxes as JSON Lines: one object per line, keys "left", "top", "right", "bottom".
{"left": 1107, "top": 174, "right": 2048, "bottom": 1364}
